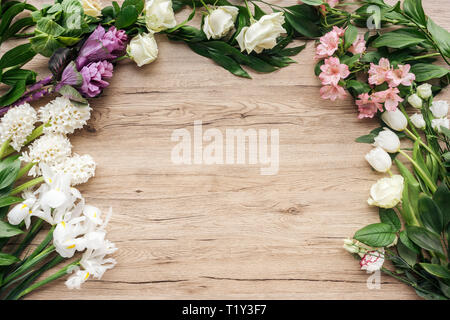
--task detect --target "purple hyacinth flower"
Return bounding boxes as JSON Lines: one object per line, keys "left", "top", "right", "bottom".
{"left": 79, "top": 60, "right": 114, "bottom": 98}
{"left": 76, "top": 25, "right": 128, "bottom": 69}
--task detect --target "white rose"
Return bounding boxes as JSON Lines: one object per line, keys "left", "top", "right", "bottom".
{"left": 145, "top": 0, "right": 177, "bottom": 32}
{"left": 410, "top": 113, "right": 426, "bottom": 129}
{"left": 82, "top": 0, "right": 102, "bottom": 17}
{"left": 431, "top": 118, "right": 449, "bottom": 133}
{"left": 365, "top": 147, "right": 392, "bottom": 173}
{"left": 430, "top": 100, "right": 448, "bottom": 118}
{"left": 381, "top": 109, "right": 407, "bottom": 131}
{"left": 127, "top": 33, "right": 159, "bottom": 67}
{"left": 202, "top": 6, "right": 239, "bottom": 40}
{"left": 368, "top": 175, "right": 404, "bottom": 208}
{"left": 373, "top": 128, "right": 400, "bottom": 153}
{"left": 407, "top": 94, "right": 422, "bottom": 109}
{"left": 236, "top": 12, "right": 287, "bottom": 54}
{"left": 417, "top": 83, "right": 432, "bottom": 99}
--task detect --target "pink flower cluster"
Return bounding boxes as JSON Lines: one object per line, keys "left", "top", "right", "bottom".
{"left": 356, "top": 58, "right": 415, "bottom": 119}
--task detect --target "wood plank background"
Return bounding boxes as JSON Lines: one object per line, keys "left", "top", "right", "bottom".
{"left": 4, "top": 0, "right": 450, "bottom": 299}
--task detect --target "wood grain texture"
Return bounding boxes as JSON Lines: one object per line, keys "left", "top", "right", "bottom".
{"left": 2, "top": 0, "right": 450, "bottom": 300}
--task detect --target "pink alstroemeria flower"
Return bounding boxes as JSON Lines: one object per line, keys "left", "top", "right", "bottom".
{"left": 319, "top": 57, "right": 350, "bottom": 86}
{"left": 356, "top": 93, "right": 383, "bottom": 119}
{"left": 332, "top": 25, "right": 345, "bottom": 37}
{"left": 315, "top": 30, "right": 340, "bottom": 59}
{"left": 368, "top": 58, "right": 391, "bottom": 86}
{"left": 373, "top": 87, "right": 404, "bottom": 111}
{"left": 386, "top": 64, "right": 416, "bottom": 87}
{"left": 320, "top": 85, "right": 347, "bottom": 101}
{"left": 348, "top": 34, "right": 366, "bottom": 55}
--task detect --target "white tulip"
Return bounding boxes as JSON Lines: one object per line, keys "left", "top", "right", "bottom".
{"left": 410, "top": 113, "right": 426, "bottom": 129}
{"left": 367, "top": 175, "right": 404, "bottom": 208}
{"left": 365, "top": 147, "right": 392, "bottom": 173}
{"left": 417, "top": 83, "right": 432, "bottom": 99}
{"left": 407, "top": 94, "right": 422, "bottom": 109}
{"left": 373, "top": 128, "right": 400, "bottom": 153}
{"left": 432, "top": 118, "right": 449, "bottom": 133}
{"left": 127, "top": 33, "right": 159, "bottom": 67}
{"left": 145, "top": 0, "right": 177, "bottom": 32}
{"left": 381, "top": 109, "right": 408, "bottom": 131}
{"left": 81, "top": 0, "right": 102, "bottom": 17}
{"left": 202, "top": 6, "right": 239, "bottom": 40}
{"left": 236, "top": 12, "right": 287, "bottom": 54}
{"left": 430, "top": 100, "right": 448, "bottom": 118}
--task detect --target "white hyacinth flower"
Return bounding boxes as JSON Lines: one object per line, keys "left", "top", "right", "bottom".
{"left": 39, "top": 97, "right": 91, "bottom": 135}
{"left": 20, "top": 133, "right": 72, "bottom": 176}
{"left": 430, "top": 100, "right": 448, "bottom": 119}
{"left": 0, "top": 103, "right": 37, "bottom": 151}
{"left": 432, "top": 118, "right": 449, "bottom": 133}
{"left": 410, "top": 113, "right": 426, "bottom": 129}
{"left": 51, "top": 154, "right": 96, "bottom": 186}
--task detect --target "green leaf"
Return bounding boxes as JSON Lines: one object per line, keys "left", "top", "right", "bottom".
{"left": 372, "top": 30, "right": 426, "bottom": 49}
{"left": 0, "top": 155, "right": 21, "bottom": 189}
{"left": 0, "top": 252, "right": 20, "bottom": 266}
{"left": 0, "top": 196, "right": 23, "bottom": 208}
{"left": 300, "top": 0, "right": 323, "bottom": 5}
{"left": 0, "top": 43, "right": 36, "bottom": 69}
{"left": 427, "top": 18, "right": 450, "bottom": 59}
{"left": 344, "top": 24, "right": 358, "bottom": 50}
{"left": 433, "top": 183, "right": 450, "bottom": 228}
{"left": 0, "top": 80, "right": 26, "bottom": 107}
{"left": 419, "top": 194, "right": 444, "bottom": 234}
{"left": 420, "top": 263, "right": 450, "bottom": 280}
{"left": 354, "top": 223, "right": 397, "bottom": 247}
{"left": 397, "top": 238, "right": 417, "bottom": 266}
{"left": 379, "top": 208, "right": 401, "bottom": 231}
{"left": 277, "top": 44, "right": 306, "bottom": 57}
{"left": 406, "top": 226, "right": 445, "bottom": 256}
{"left": 399, "top": 230, "right": 420, "bottom": 254}
{"left": 346, "top": 79, "right": 371, "bottom": 96}
{"left": 57, "top": 85, "right": 88, "bottom": 104}
{"left": 411, "top": 63, "right": 450, "bottom": 82}
{"left": 122, "top": 0, "right": 144, "bottom": 14}
{"left": 0, "top": 220, "right": 23, "bottom": 238}
{"left": 284, "top": 11, "right": 321, "bottom": 38}
{"left": 1, "top": 16, "right": 35, "bottom": 42}
{"left": 403, "top": 0, "right": 427, "bottom": 26}
{"left": 253, "top": 3, "right": 266, "bottom": 20}
{"left": 115, "top": 5, "right": 139, "bottom": 29}
{"left": 208, "top": 51, "right": 250, "bottom": 78}
{"left": 0, "top": 2, "right": 26, "bottom": 35}
{"left": 1, "top": 69, "right": 36, "bottom": 86}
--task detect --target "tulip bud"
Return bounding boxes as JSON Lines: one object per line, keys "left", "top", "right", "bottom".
{"left": 417, "top": 83, "right": 432, "bottom": 99}
{"left": 381, "top": 109, "right": 407, "bottom": 131}
{"left": 430, "top": 100, "right": 449, "bottom": 118}
{"left": 368, "top": 175, "right": 404, "bottom": 208}
{"left": 365, "top": 147, "right": 392, "bottom": 173}
{"left": 410, "top": 113, "right": 426, "bottom": 129}
{"left": 407, "top": 94, "right": 422, "bottom": 109}
{"left": 373, "top": 128, "right": 400, "bottom": 153}
{"left": 127, "top": 33, "right": 159, "bottom": 67}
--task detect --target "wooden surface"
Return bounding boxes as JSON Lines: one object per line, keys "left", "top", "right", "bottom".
{"left": 5, "top": 0, "right": 450, "bottom": 299}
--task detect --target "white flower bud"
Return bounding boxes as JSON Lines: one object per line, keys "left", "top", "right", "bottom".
{"left": 368, "top": 175, "right": 404, "bottom": 208}
{"left": 381, "top": 109, "right": 408, "bottom": 131}
{"left": 430, "top": 100, "right": 448, "bottom": 118}
{"left": 417, "top": 83, "right": 432, "bottom": 99}
{"left": 373, "top": 128, "right": 400, "bottom": 153}
{"left": 410, "top": 113, "right": 426, "bottom": 129}
{"left": 127, "top": 33, "right": 159, "bottom": 67}
{"left": 365, "top": 147, "right": 392, "bottom": 173}
{"left": 407, "top": 94, "right": 422, "bottom": 109}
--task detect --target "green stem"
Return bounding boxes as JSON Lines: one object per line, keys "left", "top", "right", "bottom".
{"left": 15, "top": 259, "right": 81, "bottom": 300}
{"left": 199, "top": 0, "right": 211, "bottom": 14}
{"left": 10, "top": 176, "right": 44, "bottom": 196}
{"left": 12, "top": 219, "right": 44, "bottom": 258}
{"left": 0, "top": 138, "right": 11, "bottom": 159}
{"left": 19, "top": 225, "right": 55, "bottom": 266}
{"left": 1, "top": 124, "right": 44, "bottom": 158}
{"left": 398, "top": 150, "right": 437, "bottom": 193}
{"left": 404, "top": 128, "right": 445, "bottom": 168}
{"left": 403, "top": 53, "right": 441, "bottom": 62}
{"left": 16, "top": 162, "right": 36, "bottom": 181}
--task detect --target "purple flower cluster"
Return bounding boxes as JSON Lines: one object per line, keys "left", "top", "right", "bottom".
{"left": 60, "top": 25, "right": 128, "bottom": 98}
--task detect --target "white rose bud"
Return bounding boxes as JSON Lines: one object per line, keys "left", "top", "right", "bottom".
{"left": 373, "top": 128, "right": 400, "bottom": 153}
{"left": 202, "top": 6, "right": 239, "bottom": 40}
{"left": 127, "top": 33, "right": 159, "bottom": 67}
{"left": 145, "top": 0, "right": 177, "bottom": 32}
{"left": 430, "top": 100, "right": 449, "bottom": 118}
{"left": 410, "top": 113, "right": 426, "bottom": 129}
{"left": 365, "top": 147, "right": 392, "bottom": 173}
{"left": 431, "top": 118, "right": 449, "bottom": 133}
{"left": 368, "top": 175, "right": 404, "bottom": 208}
{"left": 407, "top": 94, "right": 422, "bottom": 109}
{"left": 417, "top": 83, "right": 432, "bottom": 99}
{"left": 236, "top": 12, "right": 287, "bottom": 54}
{"left": 381, "top": 109, "right": 408, "bottom": 131}
{"left": 82, "top": 0, "right": 102, "bottom": 17}
{"left": 343, "top": 238, "right": 360, "bottom": 254}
